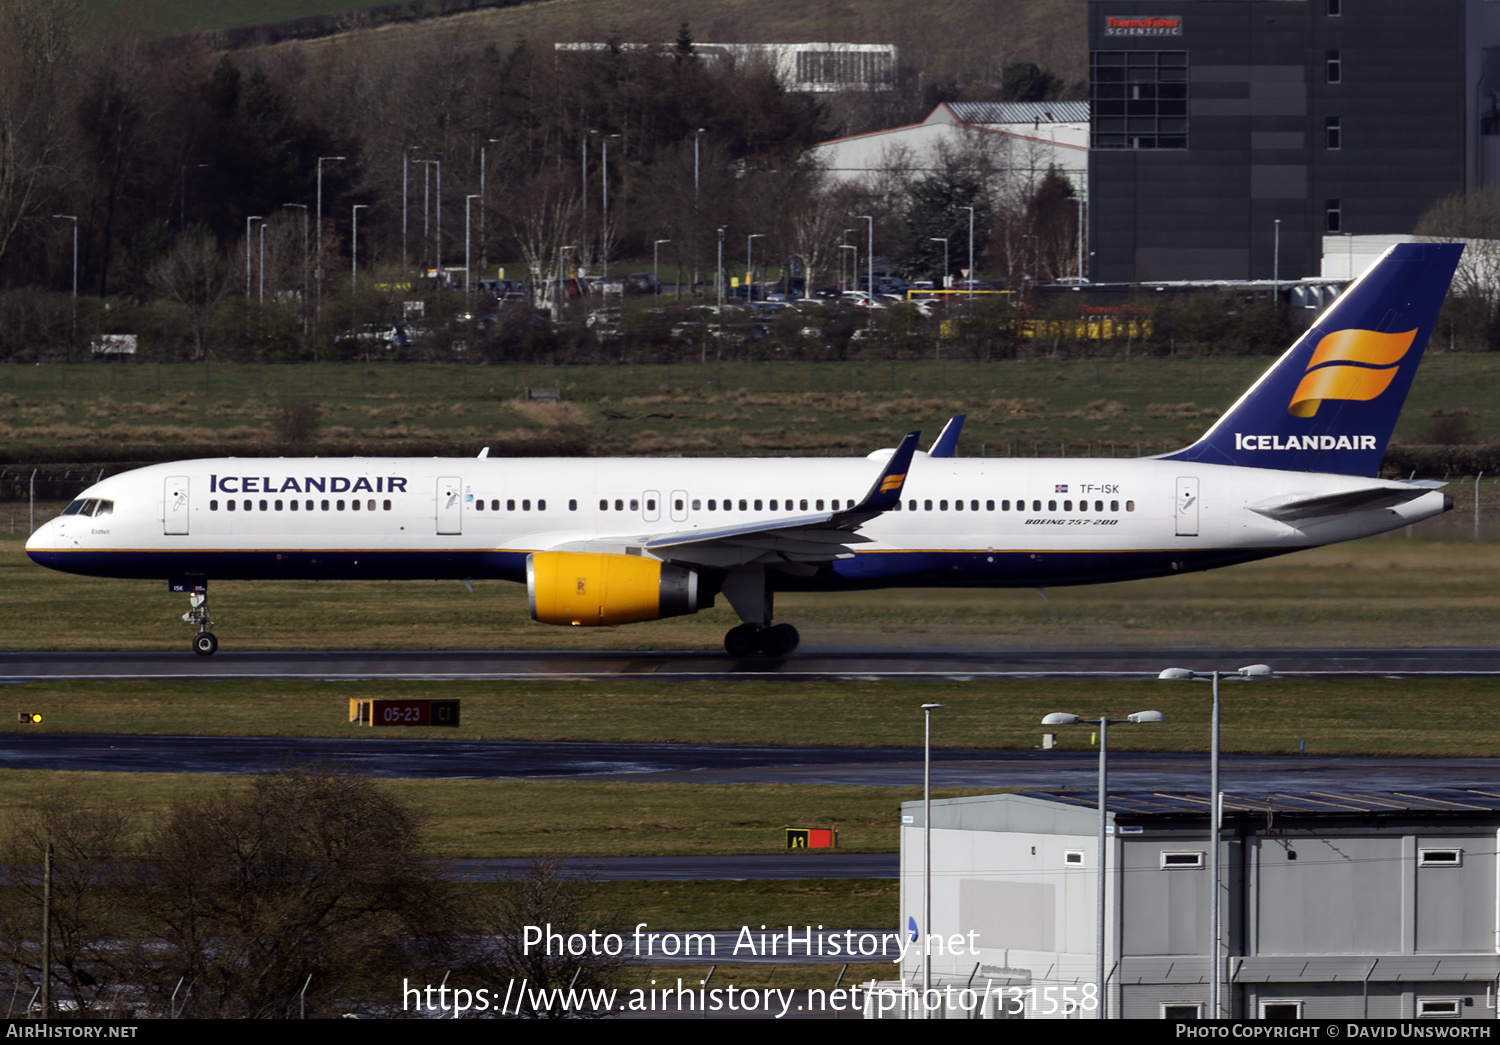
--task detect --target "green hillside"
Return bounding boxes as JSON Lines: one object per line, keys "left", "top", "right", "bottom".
{"left": 84, "top": 0, "right": 1086, "bottom": 92}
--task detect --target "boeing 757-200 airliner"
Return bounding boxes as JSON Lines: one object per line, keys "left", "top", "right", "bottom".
{"left": 26, "top": 243, "right": 1464, "bottom": 656}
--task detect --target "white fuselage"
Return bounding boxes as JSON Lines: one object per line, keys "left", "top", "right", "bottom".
{"left": 25, "top": 454, "right": 1448, "bottom": 592}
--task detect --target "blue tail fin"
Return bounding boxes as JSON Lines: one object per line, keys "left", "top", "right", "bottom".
{"left": 1163, "top": 242, "right": 1463, "bottom": 476}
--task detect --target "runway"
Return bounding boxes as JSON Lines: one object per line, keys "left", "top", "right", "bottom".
{"left": 3, "top": 733, "right": 1497, "bottom": 792}
{"left": 6, "top": 646, "right": 1500, "bottom": 681}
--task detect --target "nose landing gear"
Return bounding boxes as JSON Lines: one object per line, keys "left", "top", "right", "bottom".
{"left": 179, "top": 583, "right": 218, "bottom": 656}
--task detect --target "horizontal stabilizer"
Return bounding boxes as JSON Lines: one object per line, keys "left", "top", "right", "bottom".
{"left": 1249, "top": 486, "right": 1432, "bottom": 523}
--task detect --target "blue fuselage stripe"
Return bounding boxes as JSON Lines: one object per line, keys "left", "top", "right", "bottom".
{"left": 26, "top": 547, "right": 1285, "bottom": 589}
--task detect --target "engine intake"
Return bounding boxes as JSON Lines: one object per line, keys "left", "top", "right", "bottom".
{"left": 527, "top": 551, "right": 704, "bottom": 626}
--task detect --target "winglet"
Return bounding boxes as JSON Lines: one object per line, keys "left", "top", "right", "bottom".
{"left": 847, "top": 430, "right": 920, "bottom": 516}
{"left": 927, "top": 415, "right": 965, "bottom": 457}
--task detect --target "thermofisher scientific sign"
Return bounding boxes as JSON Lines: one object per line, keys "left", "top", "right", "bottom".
{"left": 1103, "top": 14, "right": 1184, "bottom": 36}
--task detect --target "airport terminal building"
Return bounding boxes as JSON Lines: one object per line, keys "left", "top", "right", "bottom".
{"left": 896, "top": 790, "right": 1500, "bottom": 1020}
{"left": 1088, "top": 0, "right": 1500, "bottom": 283}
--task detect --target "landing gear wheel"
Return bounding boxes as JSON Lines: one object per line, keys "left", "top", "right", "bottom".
{"left": 759, "top": 623, "right": 800, "bottom": 657}
{"left": 193, "top": 632, "right": 218, "bottom": 656}
{"left": 724, "top": 623, "right": 762, "bottom": 657}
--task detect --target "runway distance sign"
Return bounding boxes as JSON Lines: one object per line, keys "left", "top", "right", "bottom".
{"left": 350, "top": 699, "right": 460, "bottom": 727}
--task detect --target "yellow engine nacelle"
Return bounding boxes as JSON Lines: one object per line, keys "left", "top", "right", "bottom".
{"left": 527, "top": 551, "right": 705, "bottom": 626}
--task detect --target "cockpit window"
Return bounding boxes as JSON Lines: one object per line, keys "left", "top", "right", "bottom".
{"left": 62, "top": 499, "right": 113, "bottom": 517}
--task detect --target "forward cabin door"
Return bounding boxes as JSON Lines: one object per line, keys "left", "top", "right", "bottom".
{"left": 1175, "top": 476, "right": 1200, "bottom": 537}
{"left": 437, "top": 476, "right": 463, "bottom": 534}
{"left": 164, "top": 475, "right": 190, "bottom": 535}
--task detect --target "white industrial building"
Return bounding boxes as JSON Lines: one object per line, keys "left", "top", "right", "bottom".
{"left": 881, "top": 789, "right": 1500, "bottom": 1019}
{"left": 554, "top": 41, "right": 898, "bottom": 93}
{"left": 809, "top": 101, "right": 1089, "bottom": 197}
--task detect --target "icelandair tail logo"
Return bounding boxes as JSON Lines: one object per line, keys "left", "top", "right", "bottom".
{"left": 1286, "top": 328, "right": 1418, "bottom": 418}
{"left": 880, "top": 472, "right": 907, "bottom": 493}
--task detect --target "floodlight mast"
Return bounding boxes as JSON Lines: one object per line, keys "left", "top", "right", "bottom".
{"left": 1157, "top": 664, "right": 1272, "bottom": 1018}
{"left": 1040, "top": 710, "right": 1164, "bottom": 1018}
{"left": 921, "top": 702, "right": 944, "bottom": 1011}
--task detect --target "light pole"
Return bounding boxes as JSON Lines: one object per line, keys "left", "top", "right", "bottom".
{"left": 481, "top": 138, "right": 499, "bottom": 278}
{"left": 963, "top": 206, "right": 975, "bottom": 300}
{"left": 654, "top": 239, "right": 670, "bottom": 295}
{"left": 856, "top": 214, "right": 874, "bottom": 298}
{"left": 921, "top": 702, "right": 944, "bottom": 1011}
{"left": 1073, "top": 196, "right": 1086, "bottom": 283}
{"left": 930, "top": 237, "right": 949, "bottom": 290}
{"left": 694, "top": 127, "right": 705, "bottom": 203}
{"left": 418, "top": 159, "right": 438, "bottom": 271}
{"left": 716, "top": 226, "right": 725, "bottom": 312}
{"left": 180, "top": 164, "right": 207, "bottom": 231}
{"left": 601, "top": 133, "right": 620, "bottom": 280}
{"left": 840, "top": 243, "right": 857, "bottom": 297}
{"left": 1040, "top": 708, "right": 1165, "bottom": 1019}
{"left": 403, "top": 145, "right": 422, "bottom": 267}
{"left": 1273, "top": 218, "right": 1281, "bottom": 300}
{"left": 746, "top": 232, "right": 764, "bottom": 302}
{"left": 316, "top": 156, "right": 345, "bottom": 314}
{"left": 258, "top": 220, "right": 266, "bottom": 304}
{"left": 556, "top": 244, "right": 576, "bottom": 317}
{"left": 465, "top": 194, "right": 481, "bottom": 297}
{"left": 351, "top": 204, "right": 367, "bottom": 289}
{"left": 434, "top": 159, "right": 443, "bottom": 279}
{"left": 245, "top": 215, "right": 262, "bottom": 299}
{"left": 1157, "top": 664, "right": 1273, "bottom": 1020}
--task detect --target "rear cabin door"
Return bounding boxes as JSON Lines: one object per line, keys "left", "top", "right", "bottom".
{"left": 1175, "top": 476, "right": 1200, "bottom": 537}
{"left": 164, "top": 475, "right": 190, "bottom": 535}
{"left": 437, "top": 476, "right": 463, "bottom": 534}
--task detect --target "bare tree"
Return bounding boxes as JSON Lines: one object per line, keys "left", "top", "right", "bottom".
{"left": 511, "top": 172, "right": 582, "bottom": 307}
{"left": 148, "top": 230, "right": 231, "bottom": 358}
{"left": 0, "top": 0, "right": 83, "bottom": 273}
{"left": 1415, "top": 188, "right": 1500, "bottom": 316}
{"left": 471, "top": 859, "right": 633, "bottom": 1019}
{"left": 0, "top": 785, "right": 136, "bottom": 1017}
{"left": 132, "top": 767, "right": 455, "bottom": 1019}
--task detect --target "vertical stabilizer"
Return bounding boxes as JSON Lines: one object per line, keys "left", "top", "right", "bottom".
{"left": 1163, "top": 243, "right": 1463, "bottom": 476}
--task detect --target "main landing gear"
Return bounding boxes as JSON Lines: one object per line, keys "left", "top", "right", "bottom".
{"left": 718, "top": 567, "right": 801, "bottom": 657}
{"left": 724, "top": 622, "right": 800, "bottom": 658}
{"left": 181, "top": 584, "right": 218, "bottom": 656}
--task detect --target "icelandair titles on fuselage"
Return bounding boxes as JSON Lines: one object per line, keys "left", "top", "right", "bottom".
{"left": 209, "top": 474, "right": 409, "bottom": 494}
{"left": 1233, "top": 434, "right": 1377, "bottom": 451}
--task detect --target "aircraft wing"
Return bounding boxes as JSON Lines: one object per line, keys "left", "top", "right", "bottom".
{"left": 1249, "top": 484, "right": 1438, "bottom": 523}
{"left": 638, "top": 430, "right": 921, "bottom": 573}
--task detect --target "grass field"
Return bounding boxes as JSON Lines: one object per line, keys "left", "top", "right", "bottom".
{"left": 6, "top": 676, "right": 1500, "bottom": 758}
{"left": 0, "top": 770, "right": 979, "bottom": 858}
{"left": 86, "top": 0, "right": 1083, "bottom": 94}
{"left": 5, "top": 355, "right": 1500, "bottom": 470}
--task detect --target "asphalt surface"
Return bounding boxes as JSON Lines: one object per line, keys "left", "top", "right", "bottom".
{"left": 3, "top": 733, "right": 1497, "bottom": 793}
{"left": 7, "top": 646, "right": 1500, "bottom": 681}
